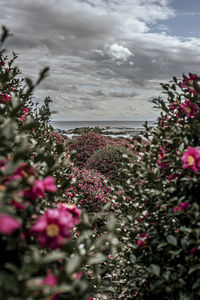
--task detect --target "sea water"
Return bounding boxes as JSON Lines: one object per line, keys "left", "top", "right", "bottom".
{"left": 51, "top": 120, "right": 156, "bottom": 131}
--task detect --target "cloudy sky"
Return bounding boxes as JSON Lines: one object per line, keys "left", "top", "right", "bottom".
{"left": 1, "top": 0, "right": 200, "bottom": 121}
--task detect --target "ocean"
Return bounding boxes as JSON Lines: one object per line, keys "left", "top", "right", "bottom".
{"left": 51, "top": 120, "right": 156, "bottom": 131}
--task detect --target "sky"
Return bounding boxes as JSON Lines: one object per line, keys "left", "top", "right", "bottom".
{"left": 0, "top": 0, "right": 200, "bottom": 121}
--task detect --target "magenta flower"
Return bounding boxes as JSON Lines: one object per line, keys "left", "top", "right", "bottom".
{"left": 136, "top": 232, "right": 150, "bottom": 248}
{"left": 181, "top": 146, "right": 200, "bottom": 173}
{"left": 57, "top": 203, "right": 81, "bottom": 225}
{"left": 18, "top": 107, "right": 29, "bottom": 125}
{"left": 42, "top": 273, "right": 57, "bottom": 286}
{"left": 40, "top": 273, "right": 58, "bottom": 299}
{"left": 0, "top": 159, "right": 7, "bottom": 171}
{"left": 190, "top": 247, "right": 200, "bottom": 256}
{"left": 42, "top": 176, "right": 57, "bottom": 192}
{"left": 180, "top": 99, "right": 199, "bottom": 118}
{"left": 157, "top": 146, "right": 168, "bottom": 168}
{"left": 30, "top": 207, "right": 75, "bottom": 249}
{"left": 0, "top": 93, "right": 11, "bottom": 104}
{"left": 169, "top": 102, "right": 179, "bottom": 111}
{"left": 25, "top": 176, "right": 57, "bottom": 201}
{"left": 167, "top": 174, "right": 177, "bottom": 181}
{"left": 0, "top": 213, "right": 21, "bottom": 234}
{"left": 76, "top": 272, "right": 83, "bottom": 279}
{"left": 181, "top": 73, "right": 198, "bottom": 89}
{"left": 173, "top": 202, "right": 191, "bottom": 212}
{"left": 12, "top": 200, "right": 25, "bottom": 210}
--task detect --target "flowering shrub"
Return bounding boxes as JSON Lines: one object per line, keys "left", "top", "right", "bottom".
{"left": 110, "top": 73, "right": 200, "bottom": 299}
{"left": 86, "top": 144, "right": 133, "bottom": 183}
{"left": 68, "top": 132, "right": 109, "bottom": 168}
{"left": 65, "top": 167, "right": 113, "bottom": 213}
{"left": 0, "top": 26, "right": 116, "bottom": 299}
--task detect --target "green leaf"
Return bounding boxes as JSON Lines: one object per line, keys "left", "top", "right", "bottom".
{"left": 129, "top": 254, "right": 136, "bottom": 264}
{"left": 42, "top": 250, "right": 66, "bottom": 264}
{"left": 189, "top": 264, "right": 200, "bottom": 275}
{"left": 106, "top": 215, "right": 115, "bottom": 231}
{"left": 167, "top": 235, "right": 177, "bottom": 247}
{"left": 88, "top": 253, "right": 106, "bottom": 265}
{"left": 65, "top": 255, "right": 81, "bottom": 274}
{"left": 162, "top": 270, "right": 171, "bottom": 281}
{"left": 149, "top": 264, "right": 160, "bottom": 277}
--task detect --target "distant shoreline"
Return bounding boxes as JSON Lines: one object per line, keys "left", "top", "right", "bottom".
{"left": 51, "top": 120, "right": 156, "bottom": 138}
{"left": 53, "top": 125, "right": 153, "bottom": 139}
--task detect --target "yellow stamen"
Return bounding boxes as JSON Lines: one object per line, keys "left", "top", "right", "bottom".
{"left": 188, "top": 155, "right": 195, "bottom": 166}
{"left": 184, "top": 106, "right": 191, "bottom": 114}
{"left": 46, "top": 224, "right": 59, "bottom": 238}
{"left": 45, "top": 296, "right": 54, "bottom": 300}
{"left": 188, "top": 79, "right": 193, "bottom": 85}
{"left": 21, "top": 170, "right": 28, "bottom": 177}
{"left": 0, "top": 185, "right": 6, "bottom": 191}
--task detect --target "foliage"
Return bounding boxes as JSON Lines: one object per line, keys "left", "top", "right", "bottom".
{"left": 73, "top": 126, "right": 103, "bottom": 134}
{"left": 0, "top": 26, "right": 116, "bottom": 300}
{"left": 112, "top": 73, "right": 200, "bottom": 299}
{"left": 68, "top": 132, "right": 109, "bottom": 168}
{"left": 86, "top": 144, "right": 133, "bottom": 184}
{"left": 65, "top": 167, "right": 114, "bottom": 214}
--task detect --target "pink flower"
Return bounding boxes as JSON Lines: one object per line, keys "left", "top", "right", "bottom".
{"left": 180, "top": 99, "right": 199, "bottom": 118}
{"left": 181, "top": 73, "right": 198, "bottom": 89}
{"left": 0, "top": 213, "right": 21, "bottom": 234}
{"left": 0, "top": 159, "right": 7, "bottom": 171}
{"left": 32, "top": 180, "right": 46, "bottom": 198}
{"left": 190, "top": 247, "right": 200, "bottom": 256}
{"left": 42, "top": 176, "right": 57, "bottom": 192}
{"left": 42, "top": 273, "right": 57, "bottom": 286}
{"left": 12, "top": 200, "right": 25, "bottom": 210}
{"left": 30, "top": 207, "right": 75, "bottom": 249}
{"left": 167, "top": 174, "right": 176, "bottom": 180}
{"left": 0, "top": 93, "right": 11, "bottom": 104}
{"left": 136, "top": 232, "right": 150, "bottom": 248}
{"left": 173, "top": 202, "right": 191, "bottom": 212}
{"left": 57, "top": 203, "right": 81, "bottom": 225}
{"left": 40, "top": 273, "right": 58, "bottom": 300}
{"left": 25, "top": 176, "right": 57, "bottom": 201}
{"left": 169, "top": 102, "right": 179, "bottom": 111}
{"left": 157, "top": 146, "right": 168, "bottom": 168}
{"left": 76, "top": 272, "right": 83, "bottom": 279}
{"left": 181, "top": 146, "right": 200, "bottom": 173}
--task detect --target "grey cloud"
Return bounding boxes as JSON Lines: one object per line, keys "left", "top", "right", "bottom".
{"left": 109, "top": 91, "right": 138, "bottom": 98}
{"left": 1, "top": 0, "right": 200, "bottom": 120}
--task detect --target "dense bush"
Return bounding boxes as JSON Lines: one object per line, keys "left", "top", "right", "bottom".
{"left": 65, "top": 167, "right": 114, "bottom": 213}
{"left": 111, "top": 73, "right": 200, "bottom": 299}
{"left": 68, "top": 132, "right": 109, "bottom": 168}
{"left": 86, "top": 144, "right": 133, "bottom": 184}
{"left": 0, "top": 27, "right": 116, "bottom": 300}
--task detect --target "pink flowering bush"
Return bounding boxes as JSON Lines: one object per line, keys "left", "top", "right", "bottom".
{"left": 109, "top": 73, "right": 200, "bottom": 299}
{"left": 68, "top": 132, "right": 109, "bottom": 168}
{"left": 0, "top": 27, "right": 116, "bottom": 299}
{"left": 65, "top": 167, "right": 113, "bottom": 213}
{"left": 86, "top": 144, "right": 133, "bottom": 184}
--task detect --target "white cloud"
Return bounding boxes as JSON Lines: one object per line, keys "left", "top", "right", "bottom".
{"left": 105, "top": 43, "right": 134, "bottom": 64}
